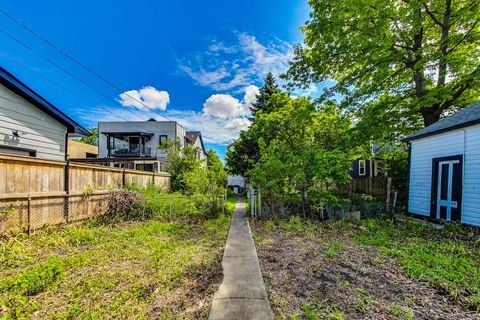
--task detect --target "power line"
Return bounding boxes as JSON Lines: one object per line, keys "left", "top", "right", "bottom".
{"left": 1, "top": 55, "right": 135, "bottom": 123}
{"left": 0, "top": 28, "right": 157, "bottom": 125}
{"left": 0, "top": 9, "right": 229, "bottom": 145}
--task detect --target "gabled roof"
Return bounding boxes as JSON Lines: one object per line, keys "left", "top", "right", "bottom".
{"left": 0, "top": 66, "right": 89, "bottom": 136}
{"left": 404, "top": 102, "right": 480, "bottom": 142}
{"left": 186, "top": 131, "right": 207, "bottom": 155}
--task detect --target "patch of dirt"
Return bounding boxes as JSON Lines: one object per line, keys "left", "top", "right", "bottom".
{"left": 148, "top": 252, "right": 223, "bottom": 319}
{"left": 254, "top": 225, "right": 480, "bottom": 320}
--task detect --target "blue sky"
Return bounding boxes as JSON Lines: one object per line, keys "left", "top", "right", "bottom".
{"left": 0, "top": 0, "right": 313, "bottom": 159}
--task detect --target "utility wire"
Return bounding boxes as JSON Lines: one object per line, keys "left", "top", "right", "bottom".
{"left": 0, "top": 28, "right": 158, "bottom": 126}
{"left": 0, "top": 9, "right": 228, "bottom": 145}
{"left": 1, "top": 55, "right": 134, "bottom": 123}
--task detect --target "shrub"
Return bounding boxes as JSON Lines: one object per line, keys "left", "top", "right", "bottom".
{"left": 104, "top": 190, "right": 145, "bottom": 221}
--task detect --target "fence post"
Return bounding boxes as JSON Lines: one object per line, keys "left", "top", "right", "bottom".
{"left": 386, "top": 177, "right": 392, "bottom": 214}
{"left": 27, "top": 193, "right": 31, "bottom": 237}
{"left": 169, "top": 193, "right": 173, "bottom": 221}
{"left": 250, "top": 187, "right": 254, "bottom": 218}
{"left": 64, "top": 159, "right": 70, "bottom": 223}
{"left": 258, "top": 186, "right": 262, "bottom": 218}
{"left": 122, "top": 168, "right": 126, "bottom": 188}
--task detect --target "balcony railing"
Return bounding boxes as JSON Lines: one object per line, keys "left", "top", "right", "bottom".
{"left": 110, "top": 144, "right": 151, "bottom": 157}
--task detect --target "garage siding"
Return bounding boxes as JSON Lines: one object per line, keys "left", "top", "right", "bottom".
{"left": 408, "top": 124, "right": 480, "bottom": 226}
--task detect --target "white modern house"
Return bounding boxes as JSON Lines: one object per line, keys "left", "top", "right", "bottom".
{"left": 75, "top": 119, "right": 207, "bottom": 172}
{"left": 404, "top": 102, "right": 480, "bottom": 227}
{"left": 0, "top": 67, "right": 89, "bottom": 161}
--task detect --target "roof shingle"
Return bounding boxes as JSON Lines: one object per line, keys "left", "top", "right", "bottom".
{"left": 404, "top": 102, "right": 480, "bottom": 141}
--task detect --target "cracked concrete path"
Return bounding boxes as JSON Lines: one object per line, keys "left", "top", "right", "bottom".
{"left": 209, "top": 198, "right": 273, "bottom": 320}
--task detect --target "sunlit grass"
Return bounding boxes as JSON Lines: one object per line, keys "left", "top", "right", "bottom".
{"left": 0, "top": 215, "right": 231, "bottom": 319}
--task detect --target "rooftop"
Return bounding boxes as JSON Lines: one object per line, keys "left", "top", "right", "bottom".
{"left": 404, "top": 102, "right": 480, "bottom": 142}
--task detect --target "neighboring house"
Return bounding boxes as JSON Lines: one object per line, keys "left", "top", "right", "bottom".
{"left": 403, "top": 102, "right": 480, "bottom": 227}
{"left": 350, "top": 144, "right": 388, "bottom": 179}
{"left": 350, "top": 158, "right": 386, "bottom": 179}
{"left": 68, "top": 140, "right": 98, "bottom": 158}
{"left": 0, "top": 67, "right": 89, "bottom": 161}
{"left": 74, "top": 119, "right": 207, "bottom": 172}
{"left": 228, "top": 175, "right": 245, "bottom": 193}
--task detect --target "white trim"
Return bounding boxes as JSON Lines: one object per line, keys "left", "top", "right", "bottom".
{"left": 358, "top": 159, "right": 366, "bottom": 176}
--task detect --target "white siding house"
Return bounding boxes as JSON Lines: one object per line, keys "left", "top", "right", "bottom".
{"left": 404, "top": 102, "right": 480, "bottom": 226}
{"left": 0, "top": 67, "right": 88, "bottom": 161}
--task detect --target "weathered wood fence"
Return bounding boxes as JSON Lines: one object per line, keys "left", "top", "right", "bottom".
{"left": 349, "top": 176, "right": 390, "bottom": 196}
{"left": 0, "top": 154, "right": 170, "bottom": 233}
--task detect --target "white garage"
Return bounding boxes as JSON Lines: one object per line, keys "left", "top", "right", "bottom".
{"left": 404, "top": 102, "right": 480, "bottom": 227}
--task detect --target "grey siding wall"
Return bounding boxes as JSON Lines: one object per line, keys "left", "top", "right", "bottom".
{"left": 408, "top": 124, "right": 480, "bottom": 226}
{"left": 0, "top": 83, "right": 67, "bottom": 161}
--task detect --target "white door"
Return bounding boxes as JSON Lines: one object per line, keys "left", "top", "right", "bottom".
{"left": 436, "top": 160, "right": 459, "bottom": 221}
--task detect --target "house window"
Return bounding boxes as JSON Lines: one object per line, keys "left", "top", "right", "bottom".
{"left": 184, "top": 137, "right": 189, "bottom": 148}
{"left": 159, "top": 135, "right": 168, "bottom": 146}
{"left": 358, "top": 159, "right": 366, "bottom": 176}
{"left": 374, "top": 160, "right": 384, "bottom": 176}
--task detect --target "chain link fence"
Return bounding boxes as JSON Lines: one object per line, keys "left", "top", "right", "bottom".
{"left": 0, "top": 192, "right": 226, "bottom": 235}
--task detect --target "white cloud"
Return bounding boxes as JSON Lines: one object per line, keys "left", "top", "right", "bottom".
{"left": 225, "top": 118, "right": 250, "bottom": 131}
{"left": 203, "top": 94, "right": 243, "bottom": 119}
{"left": 119, "top": 86, "right": 170, "bottom": 110}
{"left": 243, "top": 85, "right": 260, "bottom": 110}
{"left": 178, "top": 66, "right": 230, "bottom": 87}
{"left": 178, "top": 32, "right": 293, "bottom": 91}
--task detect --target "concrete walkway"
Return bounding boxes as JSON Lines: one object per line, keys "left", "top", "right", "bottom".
{"left": 209, "top": 198, "right": 273, "bottom": 320}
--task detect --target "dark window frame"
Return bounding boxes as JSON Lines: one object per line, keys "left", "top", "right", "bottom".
{"left": 159, "top": 135, "right": 168, "bottom": 146}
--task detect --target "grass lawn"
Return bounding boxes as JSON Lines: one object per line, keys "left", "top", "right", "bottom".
{"left": 226, "top": 194, "right": 238, "bottom": 215}
{"left": 252, "top": 216, "right": 480, "bottom": 320}
{"left": 0, "top": 214, "right": 231, "bottom": 319}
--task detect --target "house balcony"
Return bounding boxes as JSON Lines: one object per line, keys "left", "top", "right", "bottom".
{"left": 110, "top": 143, "right": 151, "bottom": 157}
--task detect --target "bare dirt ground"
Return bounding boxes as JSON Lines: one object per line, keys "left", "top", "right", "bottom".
{"left": 252, "top": 220, "right": 480, "bottom": 320}
{"left": 148, "top": 254, "right": 223, "bottom": 319}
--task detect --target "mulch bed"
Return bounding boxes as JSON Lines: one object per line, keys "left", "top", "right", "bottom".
{"left": 253, "top": 223, "right": 480, "bottom": 320}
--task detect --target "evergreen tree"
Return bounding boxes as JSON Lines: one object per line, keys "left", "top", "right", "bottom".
{"left": 250, "top": 72, "right": 279, "bottom": 120}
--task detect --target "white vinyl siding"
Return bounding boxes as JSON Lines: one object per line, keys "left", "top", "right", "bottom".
{"left": 0, "top": 83, "right": 67, "bottom": 161}
{"left": 408, "top": 124, "right": 480, "bottom": 226}
{"left": 463, "top": 125, "right": 480, "bottom": 226}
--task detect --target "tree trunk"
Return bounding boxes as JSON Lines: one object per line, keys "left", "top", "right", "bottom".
{"left": 422, "top": 109, "right": 441, "bottom": 126}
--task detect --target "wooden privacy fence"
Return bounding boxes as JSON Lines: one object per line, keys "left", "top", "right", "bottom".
{"left": 349, "top": 176, "right": 390, "bottom": 196}
{"left": 0, "top": 154, "right": 170, "bottom": 233}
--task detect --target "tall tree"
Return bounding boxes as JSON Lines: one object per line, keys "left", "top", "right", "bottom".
{"left": 227, "top": 73, "right": 281, "bottom": 175}
{"left": 285, "top": 0, "right": 480, "bottom": 128}
{"left": 250, "top": 72, "right": 280, "bottom": 119}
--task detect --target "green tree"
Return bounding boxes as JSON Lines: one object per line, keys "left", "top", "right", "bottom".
{"left": 160, "top": 139, "right": 202, "bottom": 192}
{"left": 248, "top": 94, "right": 353, "bottom": 218}
{"left": 226, "top": 74, "right": 281, "bottom": 175}
{"left": 79, "top": 128, "right": 98, "bottom": 146}
{"left": 285, "top": 0, "right": 480, "bottom": 128}
{"left": 250, "top": 72, "right": 280, "bottom": 120}
{"left": 206, "top": 149, "right": 228, "bottom": 187}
